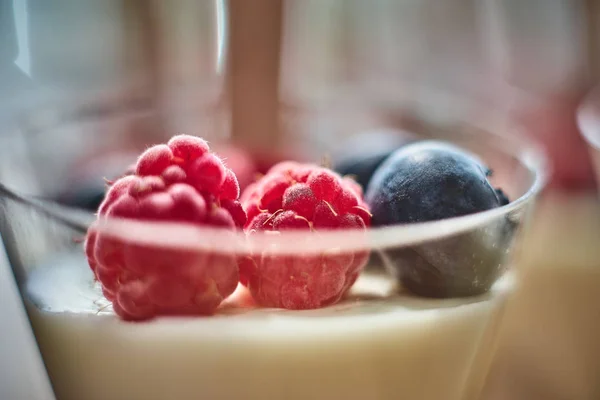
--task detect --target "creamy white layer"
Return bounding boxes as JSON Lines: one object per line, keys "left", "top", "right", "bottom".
{"left": 26, "top": 254, "right": 510, "bottom": 400}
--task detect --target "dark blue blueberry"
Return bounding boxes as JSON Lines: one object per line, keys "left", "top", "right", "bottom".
{"left": 55, "top": 156, "right": 134, "bottom": 211}
{"left": 57, "top": 181, "right": 107, "bottom": 211}
{"left": 333, "top": 129, "right": 413, "bottom": 192}
{"left": 366, "top": 141, "right": 506, "bottom": 225}
{"left": 365, "top": 141, "right": 515, "bottom": 297}
{"left": 495, "top": 188, "right": 510, "bottom": 206}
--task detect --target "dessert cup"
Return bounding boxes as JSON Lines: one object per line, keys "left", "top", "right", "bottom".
{"left": 0, "top": 101, "right": 547, "bottom": 400}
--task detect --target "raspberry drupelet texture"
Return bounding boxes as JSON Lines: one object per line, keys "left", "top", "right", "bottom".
{"left": 240, "top": 162, "right": 371, "bottom": 310}
{"left": 85, "top": 135, "right": 246, "bottom": 321}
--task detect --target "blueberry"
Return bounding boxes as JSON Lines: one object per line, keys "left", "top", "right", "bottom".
{"left": 365, "top": 141, "right": 515, "bottom": 297}
{"left": 58, "top": 181, "right": 107, "bottom": 211}
{"left": 333, "top": 129, "right": 413, "bottom": 192}
{"left": 56, "top": 155, "right": 135, "bottom": 211}
{"left": 366, "top": 141, "right": 506, "bottom": 224}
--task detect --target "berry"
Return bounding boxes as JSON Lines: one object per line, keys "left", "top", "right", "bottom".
{"left": 56, "top": 153, "right": 136, "bottom": 211}
{"left": 85, "top": 135, "right": 246, "bottom": 321}
{"left": 365, "top": 141, "right": 513, "bottom": 297}
{"left": 366, "top": 141, "right": 507, "bottom": 224}
{"left": 211, "top": 144, "right": 258, "bottom": 192}
{"left": 281, "top": 183, "right": 318, "bottom": 219}
{"left": 168, "top": 135, "right": 209, "bottom": 161}
{"left": 136, "top": 145, "right": 173, "bottom": 176}
{"left": 240, "top": 162, "right": 371, "bottom": 310}
{"left": 188, "top": 153, "right": 226, "bottom": 193}
{"left": 333, "top": 129, "right": 414, "bottom": 192}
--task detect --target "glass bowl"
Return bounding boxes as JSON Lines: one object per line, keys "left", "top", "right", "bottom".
{"left": 0, "top": 100, "right": 547, "bottom": 400}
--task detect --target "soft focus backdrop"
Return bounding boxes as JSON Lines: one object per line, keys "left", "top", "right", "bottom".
{"left": 1, "top": 1, "right": 600, "bottom": 399}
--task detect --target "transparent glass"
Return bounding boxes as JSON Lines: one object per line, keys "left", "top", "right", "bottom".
{"left": 1, "top": 1, "right": 552, "bottom": 399}
{"left": 2, "top": 0, "right": 225, "bottom": 135}
{"left": 578, "top": 87, "right": 600, "bottom": 192}
{"left": 0, "top": 98, "right": 547, "bottom": 400}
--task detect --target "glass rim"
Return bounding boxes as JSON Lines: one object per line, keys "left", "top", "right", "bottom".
{"left": 86, "top": 129, "right": 548, "bottom": 254}
{"left": 577, "top": 86, "right": 600, "bottom": 150}
{"left": 3, "top": 98, "right": 549, "bottom": 255}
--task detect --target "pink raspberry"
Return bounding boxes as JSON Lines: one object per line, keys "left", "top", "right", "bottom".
{"left": 240, "top": 162, "right": 371, "bottom": 310}
{"left": 211, "top": 144, "right": 258, "bottom": 192}
{"left": 85, "top": 135, "right": 246, "bottom": 321}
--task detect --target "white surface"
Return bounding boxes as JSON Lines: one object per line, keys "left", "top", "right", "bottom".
{"left": 0, "top": 238, "right": 55, "bottom": 400}
{"left": 25, "top": 253, "right": 509, "bottom": 400}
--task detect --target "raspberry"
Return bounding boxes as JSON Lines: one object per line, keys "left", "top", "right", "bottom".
{"left": 188, "top": 153, "right": 226, "bottom": 193}
{"left": 211, "top": 144, "right": 258, "bottom": 192}
{"left": 85, "top": 135, "right": 246, "bottom": 321}
{"left": 168, "top": 135, "right": 209, "bottom": 161}
{"left": 240, "top": 162, "right": 371, "bottom": 310}
{"left": 136, "top": 144, "right": 173, "bottom": 176}
{"left": 219, "top": 169, "right": 240, "bottom": 200}
{"left": 282, "top": 183, "right": 318, "bottom": 219}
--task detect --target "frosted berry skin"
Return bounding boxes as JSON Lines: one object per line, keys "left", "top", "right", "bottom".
{"left": 85, "top": 135, "right": 246, "bottom": 321}
{"left": 240, "top": 162, "right": 371, "bottom": 310}
{"left": 366, "top": 141, "right": 508, "bottom": 225}
{"left": 366, "top": 141, "right": 514, "bottom": 298}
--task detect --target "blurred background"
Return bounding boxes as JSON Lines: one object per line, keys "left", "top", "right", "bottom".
{"left": 1, "top": 0, "right": 599, "bottom": 187}
{"left": 1, "top": 0, "right": 600, "bottom": 399}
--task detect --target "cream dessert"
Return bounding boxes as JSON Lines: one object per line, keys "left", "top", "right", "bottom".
{"left": 26, "top": 252, "right": 510, "bottom": 400}
{"left": 17, "top": 134, "right": 531, "bottom": 400}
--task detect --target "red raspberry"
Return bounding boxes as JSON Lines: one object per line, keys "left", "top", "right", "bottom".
{"left": 240, "top": 162, "right": 371, "bottom": 310}
{"left": 85, "top": 135, "right": 246, "bottom": 321}
{"left": 211, "top": 144, "right": 258, "bottom": 192}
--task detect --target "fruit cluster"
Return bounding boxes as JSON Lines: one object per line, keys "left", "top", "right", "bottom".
{"left": 85, "top": 136, "right": 372, "bottom": 320}
{"left": 85, "top": 133, "right": 512, "bottom": 321}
